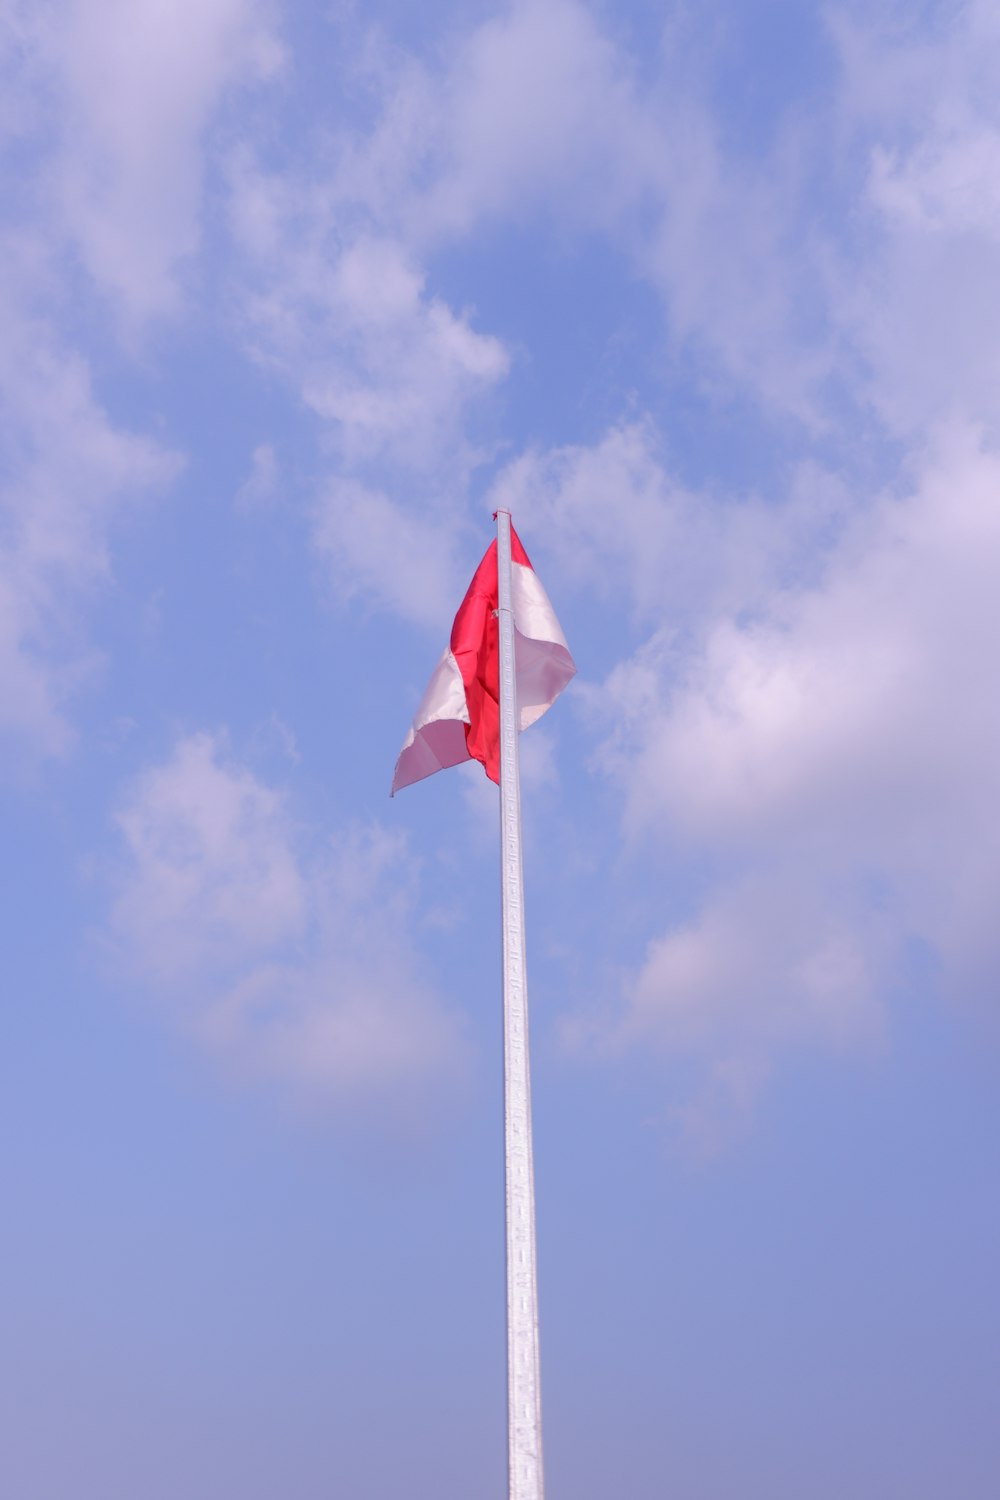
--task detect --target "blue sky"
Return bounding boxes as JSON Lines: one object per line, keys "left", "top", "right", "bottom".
{"left": 3, "top": 1, "right": 1000, "bottom": 1495}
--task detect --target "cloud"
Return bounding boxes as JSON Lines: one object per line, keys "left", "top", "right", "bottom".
{"left": 218, "top": 3, "right": 877, "bottom": 638}
{"left": 110, "top": 732, "right": 307, "bottom": 981}
{"left": 327, "top": 0, "right": 1000, "bottom": 436}
{"left": 235, "top": 442, "right": 279, "bottom": 511}
{"left": 415, "top": 0, "right": 653, "bottom": 240}
{"left": 488, "top": 418, "right": 850, "bottom": 627}
{"left": 397, "top": 2, "right": 844, "bottom": 419}
{"left": 227, "top": 153, "right": 508, "bottom": 465}
{"left": 314, "top": 0, "right": 649, "bottom": 247}
{"left": 613, "top": 424, "right": 1000, "bottom": 855}
{"left": 218, "top": 0, "right": 843, "bottom": 533}
{"left": 0, "top": 250, "right": 180, "bottom": 763}
{"left": 226, "top": 150, "right": 509, "bottom": 624}
{"left": 576, "top": 422, "right": 1000, "bottom": 1119}
{"left": 324, "top": 0, "right": 830, "bottom": 420}
{"left": 312, "top": 478, "right": 468, "bottom": 631}
{"left": 32, "top": 0, "right": 284, "bottom": 326}
{"left": 106, "top": 732, "right": 469, "bottom": 1111}
{"left": 830, "top": 2, "right": 1000, "bottom": 434}
{"left": 628, "top": 871, "right": 887, "bottom": 1057}
{"left": 0, "top": 1, "right": 278, "bottom": 769}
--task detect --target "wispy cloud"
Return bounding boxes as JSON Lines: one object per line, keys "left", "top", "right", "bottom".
{"left": 33, "top": 0, "right": 284, "bottom": 328}
{"left": 0, "top": 0, "right": 282, "bottom": 768}
{"left": 488, "top": 419, "right": 849, "bottom": 626}
{"left": 573, "top": 422, "right": 1000, "bottom": 1126}
{"left": 227, "top": 157, "right": 509, "bottom": 463}
{"left": 0, "top": 251, "right": 180, "bottom": 763}
{"left": 106, "top": 732, "right": 470, "bottom": 1114}
{"left": 831, "top": 1, "right": 1000, "bottom": 433}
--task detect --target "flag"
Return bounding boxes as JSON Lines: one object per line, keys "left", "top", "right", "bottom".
{"left": 391, "top": 522, "right": 575, "bottom": 794}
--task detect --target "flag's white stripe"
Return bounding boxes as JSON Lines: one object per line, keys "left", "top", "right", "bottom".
{"left": 391, "top": 648, "right": 471, "bottom": 793}
{"left": 512, "top": 562, "right": 575, "bottom": 731}
{"left": 512, "top": 631, "right": 575, "bottom": 730}
{"left": 511, "top": 560, "right": 569, "bottom": 649}
{"left": 409, "top": 647, "right": 470, "bottom": 735}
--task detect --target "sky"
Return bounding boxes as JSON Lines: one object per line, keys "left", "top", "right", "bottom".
{"left": 2, "top": 1, "right": 1000, "bottom": 1496}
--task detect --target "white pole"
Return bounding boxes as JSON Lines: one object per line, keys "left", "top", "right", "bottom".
{"left": 496, "top": 509, "right": 544, "bottom": 1500}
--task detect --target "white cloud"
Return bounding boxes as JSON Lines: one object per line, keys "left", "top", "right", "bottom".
{"left": 216, "top": 0, "right": 838, "bottom": 506}
{"left": 617, "top": 425, "right": 1000, "bottom": 853}
{"left": 415, "top": 0, "right": 653, "bottom": 240}
{"left": 297, "top": 235, "right": 508, "bottom": 456}
{"left": 221, "top": 2, "right": 1000, "bottom": 453}
{"left": 218, "top": 3, "right": 871, "bottom": 639}
{"left": 312, "top": 478, "right": 468, "bottom": 631}
{"left": 667, "top": 1054, "right": 771, "bottom": 1159}
{"left": 107, "top": 732, "right": 470, "bottom": 1109}
{"left": 628, "top": 872, "right": 886, "bottom": 1057}
{"left": 316, "top": 0, "right": 649, "bottom": 248}
{"left": 226, "top": 149, "right": 509, "bottom": 625}
{"left": 329, "top": 0, "right": 830, "bottom": 420}
{"left": 831, "top": 2, "right": 1000, "bottom": 434}
{"left": 22, "top": 0, "right": 283, "bottom": 326}
{"left": 869, "top": 129, "right": 1000, "bottom": 240}
{"left": 235, "top": 441, "right": 279, "bottom": 511}
{"left": 228, "top": 149, "right": 510, "bottom": 467}
{"left": 579, "top": 423, "right": 1000, "bottom": 1111}
{"left": 333, "top": 0, "right": 1000, "bottom": 435}
{"left": 0, "top": 3, "right": 276, "bottom": 770}
{"left": 111, "top": 732, "right": 307, "bottom": 982}
{"left": 488, "top": 418, "right": 849, "bottom": 625}
{"left": 0, "top": 251, "right": 180, "bottom": 762}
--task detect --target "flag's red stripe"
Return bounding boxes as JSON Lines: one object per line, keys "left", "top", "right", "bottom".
{"left": 451, "top": 541, "right": 500, "bottom": 782}
{"left": 449, "top": 525, "right": 532, "bottom": 785}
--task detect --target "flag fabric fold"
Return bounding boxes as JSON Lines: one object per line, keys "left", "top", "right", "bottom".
{"left": 391, "top": 523, "right": 575, "bottom": 794}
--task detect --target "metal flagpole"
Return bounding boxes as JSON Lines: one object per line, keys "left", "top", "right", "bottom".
{"left": 496, "top": 509, "right": 544, "bottom": 1500}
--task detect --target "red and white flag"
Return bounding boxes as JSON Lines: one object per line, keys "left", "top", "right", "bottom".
{"left": 391, "top": 522, "right": 576, "bottom": 794}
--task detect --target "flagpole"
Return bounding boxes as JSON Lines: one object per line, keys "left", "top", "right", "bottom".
{"left": 496, "top": 509, "right": 544, "bottom": 1500}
